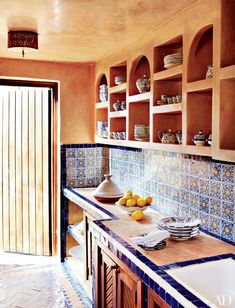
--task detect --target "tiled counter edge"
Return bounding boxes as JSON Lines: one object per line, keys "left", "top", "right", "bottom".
{"left": 62, "top": 188, "right": 234, "bottom": 308}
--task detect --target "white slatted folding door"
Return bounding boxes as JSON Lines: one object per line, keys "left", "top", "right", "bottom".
{"left": 0, "top": 86, "right": 51, "bottom": 255}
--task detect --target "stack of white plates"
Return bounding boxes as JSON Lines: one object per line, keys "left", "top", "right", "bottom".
{"left": 163, "top": 53, "right": 183, "bottom": 69}
{"left": 114, "top": 75, "right": 126, "bottom": 85}
{"left": 157, "top": 217, "right": 201, "bottom": 241}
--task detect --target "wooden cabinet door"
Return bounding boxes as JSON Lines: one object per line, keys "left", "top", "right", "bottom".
{"left": 148, "top": 288, "right": 169, "bottom": 308}
{"left": 84, "top": 213, "right": 93, "bottom": 284}
{"left": 117, "top": 268, "right": 142, "bottom": 308}
{"left": 98, "top": 249, "right": 117, "bottom": 308}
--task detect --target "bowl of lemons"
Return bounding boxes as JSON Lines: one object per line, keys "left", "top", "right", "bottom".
{"left": 116, "top": 191, "right": 153, "bottom": 215}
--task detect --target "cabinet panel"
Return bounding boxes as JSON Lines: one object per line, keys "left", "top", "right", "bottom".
{"left": 148, "top": 288, "right": 169, "bottom": 308}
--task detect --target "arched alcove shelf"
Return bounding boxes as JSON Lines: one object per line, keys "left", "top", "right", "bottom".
{"left": 129, "top": 55, "right": 150, "bottom": 96}
{"left": 96, "top": 74, "right": 108, "bottom": 103}
{"left": 187, "top": 25, "right": 213, "bottom": 82}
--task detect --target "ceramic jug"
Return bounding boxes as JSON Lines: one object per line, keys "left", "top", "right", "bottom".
{"left": 158, "top": 129, "right": 176, "bottom": 144}
{"left": 136, "top": 74, "right": 150, "bottom": 93}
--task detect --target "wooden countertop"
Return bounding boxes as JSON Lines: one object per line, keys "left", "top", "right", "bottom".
{"left": 65, "top": 187, "right": 235, "bottom": 267}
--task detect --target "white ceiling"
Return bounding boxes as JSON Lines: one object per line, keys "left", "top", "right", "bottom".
{"left": 0, "top": 0, "right": 198, "bottom": 63}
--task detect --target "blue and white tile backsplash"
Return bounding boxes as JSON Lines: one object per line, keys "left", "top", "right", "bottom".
{"left": 61, "top": 144, "right": 235, "bottom": 243}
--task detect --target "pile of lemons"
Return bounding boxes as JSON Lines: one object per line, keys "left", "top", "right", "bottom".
{"left": 118, "top": 191, "right": 153, "bottom": 221}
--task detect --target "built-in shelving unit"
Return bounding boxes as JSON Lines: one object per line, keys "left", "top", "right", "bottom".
{"left": 95, "top": 0, "right": 235, "bottom": 162}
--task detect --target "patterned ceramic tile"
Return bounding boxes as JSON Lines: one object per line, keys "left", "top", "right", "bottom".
{"left": 181, "top": 158, "right": 190, "bottom": 174}
{"left": 221, "top": 220, "right": 234, "bottom": 241}
{"left": 181, "top": 190, "right": 189, "bottom": 206}
{"left": 200, "top": 160, "right": 210, "bottom": 179}
{"left": 199, "top": 212, "right": 210, "bottom": 230}
{"left": 222, "top": 183, "right": 234, "bottom": 202}
{"left": 172, "top": 188, "right": 181, "bottom": 202}
{"left": 189, "top": 192, "right": 199, "bottom": 209}
{"left": 66, "top": 148, "right": 77, "bottom": 158}
{"left": 190, "top": 177, "right": 200, "bottom": 193}
{"left": 209, "top": 216, "right": 221, "bottom": 236}
{"left": 77, "top": 148, "right": 85, "bottom": 157}
{"left": 222, "top": 201, "right": 234, "bottom": 222}
{"left": 210, "top": 162, "right": 222, "bottom": 181}
{"left": 200, "top": 179, "right": 210, "bottom": 195}
{"left": 165, "top": 185, "right": 173, "bottom": 200}
{"left": 158, "top": 183, "right": 165, "bottom": 197}
{"left": 222, "top": 165, "right": 234, "bottom": 184}
{"left": 209, "top": 198, "right": 221, "bottom": 217}
{"left": 66, "top": 158, "right": 77, "bottom": 168}
{"left": 181, "top": 175, "right": 190, "bottom": 190}
{"left": 190, "top": 209, "right": 199, "bottom": 220}
{"left": 181, "top": 205, "right": 190, "bottom": 218}
{"left": 199, "top": 196, "right": 209, "bottom": 213}
{"left": 210, "top": 181, "right": 221, "bottom": 199}
{"left": 190, "top": 159, "right": 202, "bottom": 177}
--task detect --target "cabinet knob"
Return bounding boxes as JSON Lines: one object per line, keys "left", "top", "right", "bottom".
{"left": 110, "top": 265, "right": 117, "bottom": 270}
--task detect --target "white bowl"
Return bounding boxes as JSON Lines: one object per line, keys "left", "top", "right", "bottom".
{"left": 69, "top": 246, "right": 84, "bottom": 258}
{"left": 115, "top": 202, "right": 150, "bottom": 214}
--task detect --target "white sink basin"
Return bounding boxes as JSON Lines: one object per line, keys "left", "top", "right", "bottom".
{"left": 166, "top": 258, "right": 235, "bottom": 308}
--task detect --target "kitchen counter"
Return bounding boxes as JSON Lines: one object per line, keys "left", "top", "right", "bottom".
{"left": 63, "top": 187, "right": 235, "bottom": 308}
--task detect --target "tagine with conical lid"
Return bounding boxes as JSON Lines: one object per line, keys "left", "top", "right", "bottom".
{"left": 93, "top": 174, "right": 123, "bottom": 202}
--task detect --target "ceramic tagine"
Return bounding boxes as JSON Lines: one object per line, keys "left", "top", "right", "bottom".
{"left": 192, "top": 130, "right": 206, "bottom": 146}
{"left": 136, "top": 74, "right": 150, "bottom": 93}
{"left": 158, "top": 129, "right": 176, "bottom": 144}
{"left": 93, "top": 174, "right": 123, "bottom": 202}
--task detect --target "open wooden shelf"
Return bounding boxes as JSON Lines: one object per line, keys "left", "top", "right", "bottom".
{"left": 153, "top": 103, "right": 182, "bottom": 114}
{"left": 110, "top": 110, "right": 127, "bottom": 118}
{"left": 154, "top": 35, "right": 183, "bottom": 73}
{"left": 109, "top": 83, "right": 127, "bottom": 94}
{"left": 95, "top": 2, "right": 234, "bottom": 161}
{"left": 128, "top": 92, "right": 151, "bottom": 103}
{"left": 187, "top": 25, "right": 213, "bottom": 82}
{"left": 220, "top": 0, "right": 235, "bottom": 68}
{"left": 220, "top": 65, "right": 235, "bottom": 80}
{"left": 96, "top": 101, "right": 108, "bottom": 109}
{"left": 68, "top": 225, "right": 85, "bottom": 247}
{"left": 186, "top": 91, "right": 212, "bottom": 145}
{"left": 153, "top": 64, "right": 182, "bottom": 81}
{"left": 220, "top": 78, "right": 235, "bottom": 151}
{"left": 129, "top": 55, "right": 151, "bottom": 96}
{"left": 186, "top": 78, "right": 213, "bottom": 93}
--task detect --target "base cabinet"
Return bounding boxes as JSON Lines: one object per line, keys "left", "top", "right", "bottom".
{"left": 148, "top": 289, "right": 169, "bottom": 308}
{"left": 95, "top": 244, "right": 143, "bottom": 308}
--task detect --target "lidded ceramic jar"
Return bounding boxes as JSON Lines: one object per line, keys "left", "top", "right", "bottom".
{"left": 207, "top": 133, "right": 212, "bottom": 146}
{"left": 158, "top": 129, "right": 176, "bottom": 144}
{"left": 136, "top": 74, "right": 150, "bottom": 93}
{"left": 206, "top": 64, "right": 213, "bottom": 79}
{"left": 93, "top": 174, "right": 123, "bottom": 202}
{"left": 192, "top": 130, "right": 206, "bottom": 146}
{"left": 176, "top": 130, "right": 182, "bottom": 144}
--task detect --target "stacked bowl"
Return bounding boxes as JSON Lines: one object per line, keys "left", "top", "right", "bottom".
{"left": 114, "top": 75, "right": 126, "bottom": 85}
{"left": 157, "top": 217, "right": 201, "bottom": 241}
{"left": 163, "top": 53, "right": 183, "bottom": 69}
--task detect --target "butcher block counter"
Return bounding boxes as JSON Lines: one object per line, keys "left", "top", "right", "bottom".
{"left": 63, "top": 188, "right": 235, "bottom": 308}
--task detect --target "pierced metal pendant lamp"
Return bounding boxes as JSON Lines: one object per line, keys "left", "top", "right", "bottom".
{"left": 8, "top": 30, "right": 38, "bottom": 57}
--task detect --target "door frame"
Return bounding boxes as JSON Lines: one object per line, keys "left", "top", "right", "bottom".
{"left": 0, "top": 76, "right": 60, "bottom": 257}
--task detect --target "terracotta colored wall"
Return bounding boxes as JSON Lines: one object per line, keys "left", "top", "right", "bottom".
{"left": 0, "top": 58, "right": 95, "bottom": 144}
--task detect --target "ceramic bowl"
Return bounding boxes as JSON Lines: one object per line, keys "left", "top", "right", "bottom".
{"left": 114, "top": 75, "right": 126, "bottom": 85}
{"left": 115, "top": 202, "right": 150, "bottom": 215}
{"left": 193, "top": 140, "right": 206, "bottom": 146}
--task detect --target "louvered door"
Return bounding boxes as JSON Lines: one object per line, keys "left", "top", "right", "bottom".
{"left": 0, "top": 85, "right": 51, "bottom": 255}
{"left": 100, "top": 250, "right": 117, "bottom": 308}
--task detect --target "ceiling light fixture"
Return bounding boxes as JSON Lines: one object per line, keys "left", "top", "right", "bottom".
{"left": 8, "top": 30, "right": 38, "bottom": 57}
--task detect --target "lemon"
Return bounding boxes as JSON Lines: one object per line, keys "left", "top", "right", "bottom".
{"left": 131, "top": 210, "right": 144, "bottom": 221}
{"left": 126, "top": 198, "right": 137, "bottom": 207}
{"left": 137, "top": 198, "right": 146, "bottom": 207}
{"left": 118, "top": 197, "right": 127, "bottom": 205}
{"left": 125, "top": 190, "right": 132, "bottom": 195}
{"left": 125, "top": 192, "right": 132, "bottom": 200}
{"left": 144, "top": 196, "right": 153, "bottom": 205}
{"left": 132, "top": 194, "right": 140, "bottom": 200}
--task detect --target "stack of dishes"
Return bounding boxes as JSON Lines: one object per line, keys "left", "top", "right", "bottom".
{"left": 163, "top": 53, "right": 183, "bottom": 69}
{"left": 114, "top": 75, "right": 126, "bottom": 85}
{"left": 97, "top": 121, "right": 108, "bottom": 138}
{"left": 157, "top": 217, "right": 201, "bottom": 241}
{"left": 134, "top": 124, "right": 149, "bottom": 141}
